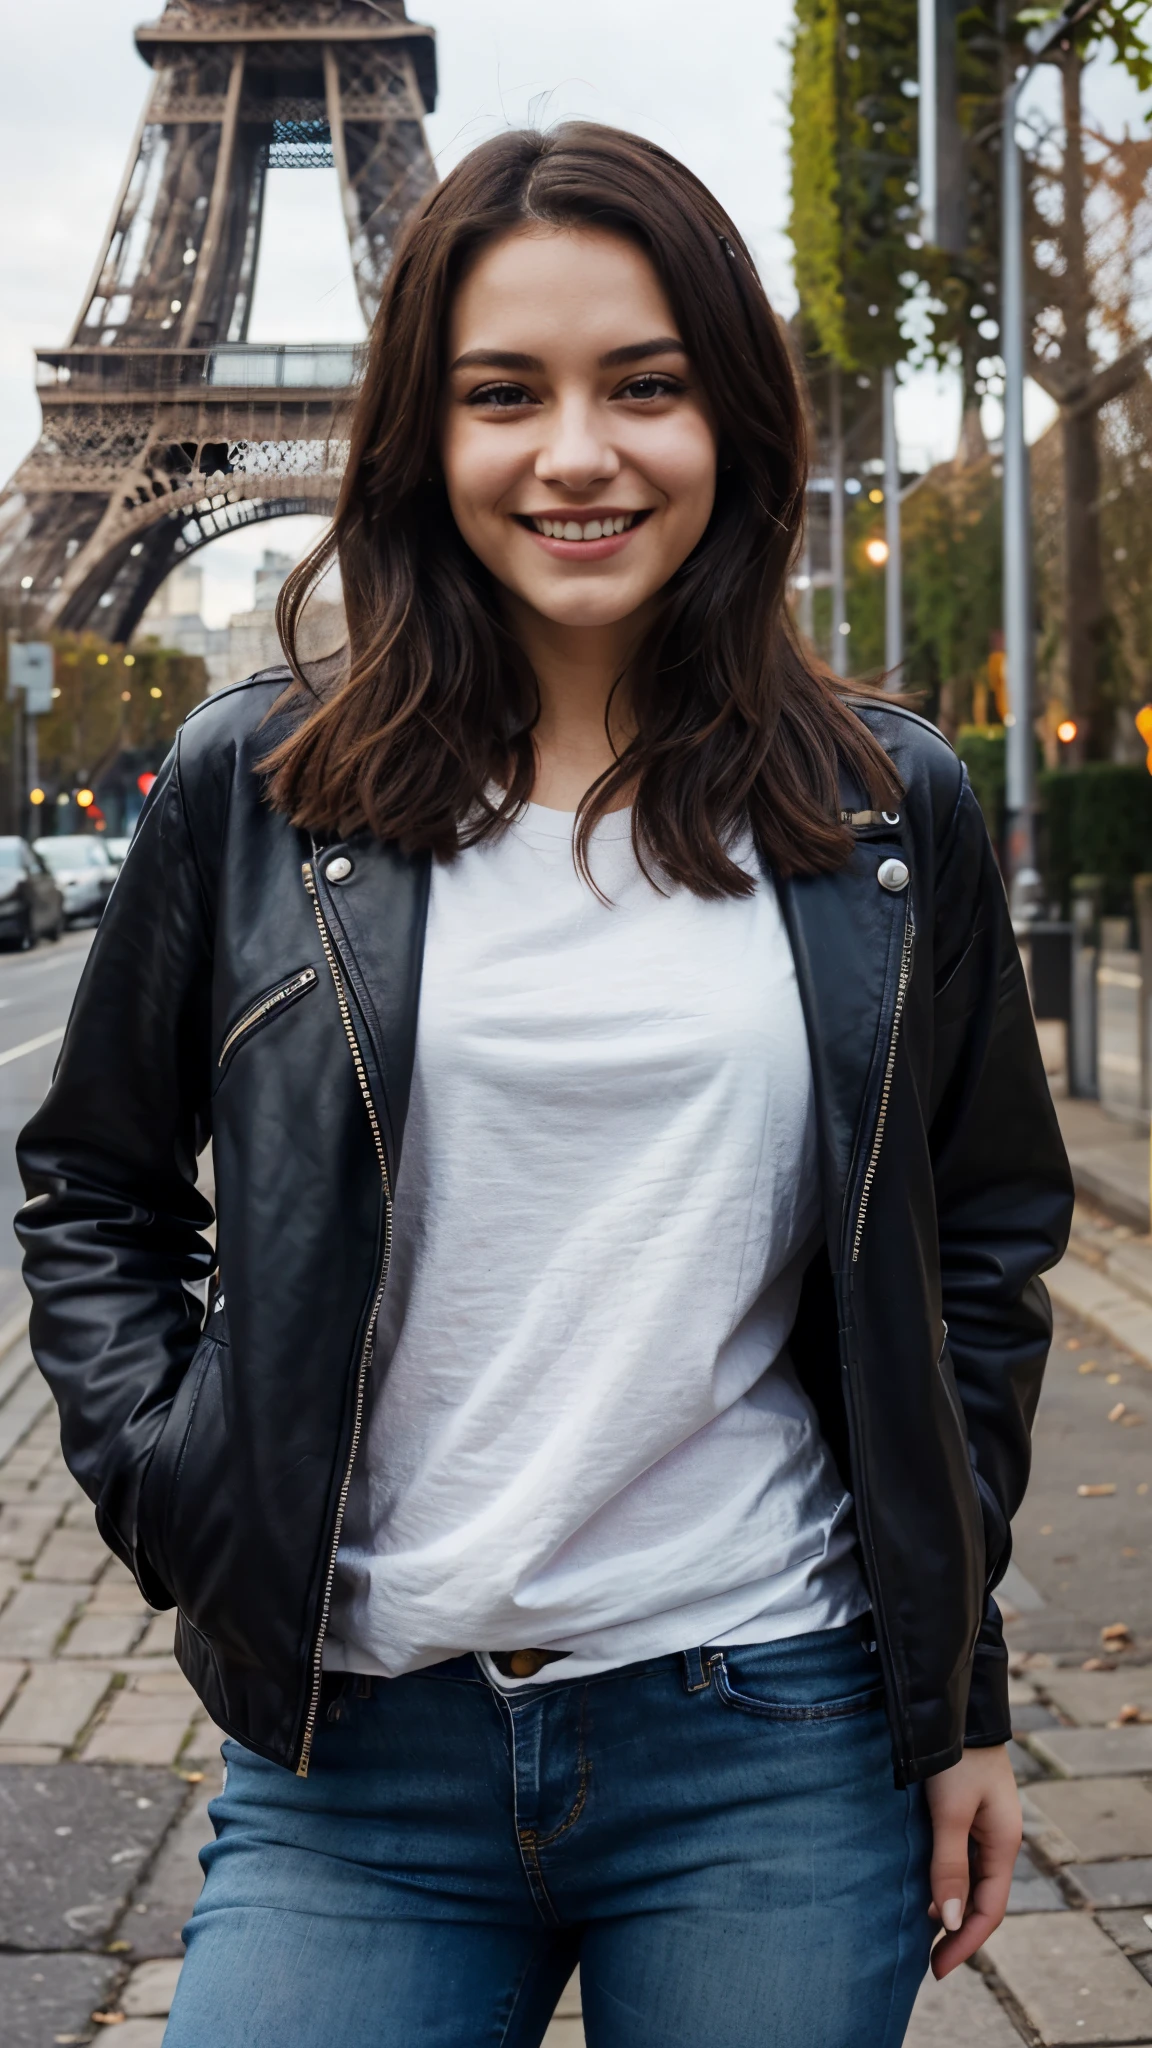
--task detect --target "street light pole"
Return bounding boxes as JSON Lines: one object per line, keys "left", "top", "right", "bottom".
{"left": 1000, "top": 66, "right": 1039, "bottom": 916}
{"left": 882, "top": 367, "right": 903, "bottom": 687}
{"left": 1000, "top": 0, "right": 1103, "bottom": 918}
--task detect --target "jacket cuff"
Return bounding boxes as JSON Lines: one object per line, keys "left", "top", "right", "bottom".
{"left": 964, "top": 1596, "right": 1011, "bottom": 1748}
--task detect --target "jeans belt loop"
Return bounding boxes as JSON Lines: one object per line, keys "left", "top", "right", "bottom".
{"left": 682, "top": 1646, "right": 711, "bottom": 1694}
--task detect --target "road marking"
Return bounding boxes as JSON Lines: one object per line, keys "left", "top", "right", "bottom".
{"left": 0, "top": 1027, "right": 64, "bottom": 1067}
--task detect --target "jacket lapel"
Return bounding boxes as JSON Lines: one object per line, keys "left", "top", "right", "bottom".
{"left": 777, "top": 844, "right": 909, "bottom": 1274}
{"left": 309, "top": 837, "right": 431, "bottom": 1183}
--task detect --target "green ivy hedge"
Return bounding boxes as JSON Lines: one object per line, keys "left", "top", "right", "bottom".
{"left": 1040, "top": 763, "right": 1152, "bottom": 916}
{"left": 954, "top": 731, "right": 1152, "bottom": 915}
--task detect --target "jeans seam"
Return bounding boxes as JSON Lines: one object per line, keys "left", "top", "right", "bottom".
{"left": 496, "top": 1949, "right": 555, "bottom": 2048}
{"left": 880, "top": 1785, "right": 928, "bottom": 2047}
{"left": 534, "top": 1687, "right": 590, "bottom": 1850}
{"left": 496, "top": 1690, "right": 562, "bottom": 1929}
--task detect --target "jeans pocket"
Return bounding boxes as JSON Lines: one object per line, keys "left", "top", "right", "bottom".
{"left": 710, "top": 1633, "right": 884, "bottom": 1722}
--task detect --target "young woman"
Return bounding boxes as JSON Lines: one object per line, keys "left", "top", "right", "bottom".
{"left": 18, "top": 124, "right": 1071, "bottom": 2047}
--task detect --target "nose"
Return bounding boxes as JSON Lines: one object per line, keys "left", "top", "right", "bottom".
{"left": 535, "top": 394, "right": 620, "bottom": 494}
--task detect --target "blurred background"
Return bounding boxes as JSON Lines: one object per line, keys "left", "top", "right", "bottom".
{"left": 4, "top": 3, "right": 1152, "bottom": 1105}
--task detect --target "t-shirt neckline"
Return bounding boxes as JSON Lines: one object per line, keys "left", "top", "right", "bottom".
{"left": 512, "top": 800, "right": 635, "bottom": 845}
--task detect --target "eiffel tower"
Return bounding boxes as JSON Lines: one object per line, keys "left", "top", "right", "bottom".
{"left": 0, "top": 0, "right": 437, "bottom": 644}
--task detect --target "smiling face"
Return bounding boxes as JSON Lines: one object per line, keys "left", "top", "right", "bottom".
{"left": 440, "top": 225, "right": 719, "bottom": 638}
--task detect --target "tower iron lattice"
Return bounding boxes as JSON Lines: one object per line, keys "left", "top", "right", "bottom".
{"left": 0, "top": 1, "right": 437, "bottom": 644}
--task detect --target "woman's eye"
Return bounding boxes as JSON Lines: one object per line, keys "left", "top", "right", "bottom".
{"left": 465, "top": 382, "right": 537, "bottom": 410}
{"left": 616, "top": 374, "right": 684, "bottom": 402}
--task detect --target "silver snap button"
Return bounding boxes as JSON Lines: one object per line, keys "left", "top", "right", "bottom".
{"left": 325, "top": 855, "right": 353, "bottom": 883}
{"left": 877, "top": 858, "right": 909, "bottom": 893}
{"left": 881, "top": 810, "right": 901, "bottom": 826}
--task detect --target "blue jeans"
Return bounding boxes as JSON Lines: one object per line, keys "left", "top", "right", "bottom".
{"left": 164, "top": 1622, "right": 932, "bottom": 2047}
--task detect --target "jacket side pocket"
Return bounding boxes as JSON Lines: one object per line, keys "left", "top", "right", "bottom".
{"left": 137, "top": 1327, "right": 221, "bottom": 1596}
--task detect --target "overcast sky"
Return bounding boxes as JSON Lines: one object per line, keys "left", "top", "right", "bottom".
{"left": 0, "top": 2, "right": 1143, "bottom": 626}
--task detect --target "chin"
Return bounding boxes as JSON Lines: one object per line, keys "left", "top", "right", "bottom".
{"left": 518, "top": 581, "right": 657, "bottom": 629}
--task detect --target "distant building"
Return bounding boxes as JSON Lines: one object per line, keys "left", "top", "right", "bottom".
{"left": 137, "top": 563, "right": 232, "bottom": 688}
{"left": 136, "top": 548, "right": 298, "bottom": 689}
{"left": 226, "top": 550, "right": 296, "bottom": 681}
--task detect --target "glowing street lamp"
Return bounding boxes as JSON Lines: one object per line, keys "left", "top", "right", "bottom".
{"left": 76, "top": 789, "right": 95, "bottom": 809}
{"left": 1056, "top": 719, "right": 1078, "bottom": 745}
{"left": 865, "top": 538, "right": 890, "bottom": 567}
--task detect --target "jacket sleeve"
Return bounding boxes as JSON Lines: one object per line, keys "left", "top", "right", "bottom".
{"left": 928, "top": 771, "right": 1073, "bottom": 1747}
{"left": 15, "top": 736, "right": 215, "bottom": 1607}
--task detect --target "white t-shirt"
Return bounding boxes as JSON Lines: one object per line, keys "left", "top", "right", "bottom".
{"left": 325, "top": 802, "right": 867, "bottom": 1682}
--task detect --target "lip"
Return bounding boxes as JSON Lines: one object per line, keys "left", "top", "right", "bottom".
{"left": 515, "top": 508, "right": 654, "bottom": 563}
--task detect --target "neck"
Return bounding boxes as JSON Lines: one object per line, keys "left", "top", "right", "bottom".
{"left": 504, "top": 596, "right": 656, "bottom": 812}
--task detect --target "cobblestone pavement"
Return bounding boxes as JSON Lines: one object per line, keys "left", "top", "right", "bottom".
{"left": 1, "top": 1197, "right": 1152, "bottom": 2044}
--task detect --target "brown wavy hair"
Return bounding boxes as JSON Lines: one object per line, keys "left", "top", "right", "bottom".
{"left": 264, "top": 121, "right": 899, "bottom": 895}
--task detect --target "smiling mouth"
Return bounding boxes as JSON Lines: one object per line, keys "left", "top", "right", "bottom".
{"left": 516, "top": 511, "right": 651, "bottom": 542}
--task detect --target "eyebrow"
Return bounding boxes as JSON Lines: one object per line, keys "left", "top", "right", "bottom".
{"left": 448, "top": 337, "right": 689, "bottom": 373}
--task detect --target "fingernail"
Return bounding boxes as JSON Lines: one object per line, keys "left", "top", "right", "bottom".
{"left": 942, "top": 1898, "right": 964, "bottom": 1933}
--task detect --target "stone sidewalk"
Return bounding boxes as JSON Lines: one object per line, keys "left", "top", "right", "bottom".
{"left": 1, "top": 1235, "right": 1152, "bottom": 2045}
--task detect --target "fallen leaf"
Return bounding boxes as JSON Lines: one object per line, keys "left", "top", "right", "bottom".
{"left": 1079, "top": 1361, "right": 1098, "bottom": 1375}
{"left": 1107, "top": 1372, "right": 1123, "bottom": 1386}
{"left": 1139, "top": 1483, "right": 1150, "bottom": 1496}
{"left": 180, "top": 1770, "right": 205, "bottom": 1784}
{"left": 1079, "top": 1483, "right": 1118, "bottom": 1496}
{"left": 1118, "top": 1704, "right": 1145, "bottom": 1722}
{"left": 1082, "top": 1656, "right": 1117, "bottom": 1670}
{"left": 1102, "top": 1623, "right": 1134, "bottom": 1647}
{"left": 104, "top": 1940, "right": 130, "bottom": 1955}
{"left": 1110, "top": 1403, "right": 1128, "bottom": 1422}
{"left": 90, "top": 2016, "right": 125, "bottom": 2027}
{"left": 1122, "top": 1414, "right": 1145, "bottom": 1427}
{"left": 1067, "top": 1338, "right": 1082, "bottom": 1350}
{"left": 1041, "top": 1524, "right": 1054, "bottom": 1535}
{"left": 55, "top": 2037, "right": 88, "bottom": 2045}
{"left": 1123, "top": 1547, "right": 1140, "bottom": 1558}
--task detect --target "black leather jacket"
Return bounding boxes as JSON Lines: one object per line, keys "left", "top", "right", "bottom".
{"left": 16, "top": 671, "right": 1072, "bottom": 1784}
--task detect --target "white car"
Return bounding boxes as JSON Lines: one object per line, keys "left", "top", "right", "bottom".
{"left": 33, "top": 835, "right": 117, "bottom": 926}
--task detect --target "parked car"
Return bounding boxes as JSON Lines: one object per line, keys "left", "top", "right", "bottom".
{"left": 33, "top": 835, "right": 117, "bottom": 927}
{"left": 105, "top": 837, "right": 133, "bottom": 867}
{"left": 0, "top": 838, "right": 64, "bottom": 949}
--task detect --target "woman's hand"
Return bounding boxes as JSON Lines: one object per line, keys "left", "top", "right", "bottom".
{"left": 924, "top": 1744, "right": 1022, "bottom": 1978}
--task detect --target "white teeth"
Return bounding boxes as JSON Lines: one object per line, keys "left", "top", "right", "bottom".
{"left": 530, "top": 513, "right": 637, "bottom": 539}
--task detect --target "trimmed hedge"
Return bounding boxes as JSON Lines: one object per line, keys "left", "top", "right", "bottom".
{"left": 1040, "top": 763, "right": 1152, "bottom": 917}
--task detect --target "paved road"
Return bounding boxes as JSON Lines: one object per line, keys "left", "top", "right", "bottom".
{"left": 0, "top": 931, "right": 93, "bottom": 1314}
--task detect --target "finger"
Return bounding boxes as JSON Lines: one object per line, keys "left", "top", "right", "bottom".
{"left": 929, "top": 1806, "right": 971, "bottom": 1940}
{"left": 931, "top": 1894, "right": 1002, "bottom": 1977}
{"left": 931, "top": 1817, "right": 1020, "bottom": 1979}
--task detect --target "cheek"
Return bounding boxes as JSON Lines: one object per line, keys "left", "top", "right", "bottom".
{"left": 641, "top": 416, "right": 718, "bottom": 528}
{"left": 441, "top": 419, "right": 518, "bottom": 530}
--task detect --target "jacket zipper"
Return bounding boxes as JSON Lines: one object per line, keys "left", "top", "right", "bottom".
{"left": 839, "top": 895, "right": 915, "bottom": 1774}
{"left": 850, "top": 905, "right": 914, "bottom": 1265}
{"left": 297, "top": 859, "right": 393, "bottom": 1777}
{"left": 217, "top": 968, "right": 317, "bottom": 1069}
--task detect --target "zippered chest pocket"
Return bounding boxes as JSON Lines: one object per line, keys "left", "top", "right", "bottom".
{"left": 215, "top": 967, "right": 318, "bottom": 1079}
